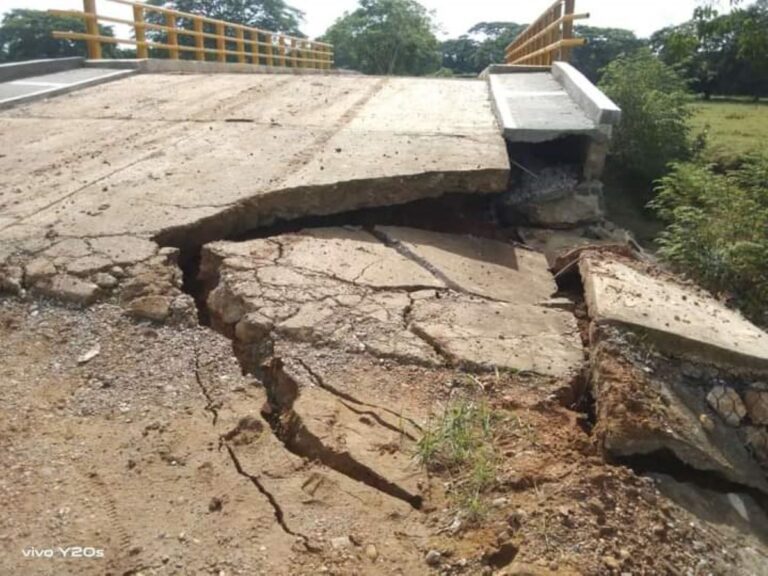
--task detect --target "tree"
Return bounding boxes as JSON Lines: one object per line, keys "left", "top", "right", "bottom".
{"left": 0, "top": 9, "right": 117, "bottom": 62}
{"left": 599, "top": 49, "right": 694, "bottom": 183}
{"left": 322, "top": 0, "right": 440, "bottom": 76}
{"left": 651, "top": 2, "right": 768, "bottom": 100}
{"left": 145, "top": 0, "right": 304, "bottom": 35}
{"left": 570, "top": 26, "right": 647, "bottom": 83}
{"left": 468, "top": 22, "right": 526, "bottom": 72}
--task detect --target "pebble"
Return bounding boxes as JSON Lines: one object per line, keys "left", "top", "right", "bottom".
{"left": 425, "top": 549, "right": 441, "bottom": 566}
{"left": 364, "top": 543, "right": 378, "bottom": 560}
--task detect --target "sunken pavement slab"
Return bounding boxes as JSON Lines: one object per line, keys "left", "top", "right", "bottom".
{"left": 577, "top": 250, "right": 768, "bottom": 494}
{"left": 201, "top": 226, "right": 584, "bottom": 380}
{"left": 579, "top": 253, "right": 768, "bottom": 371}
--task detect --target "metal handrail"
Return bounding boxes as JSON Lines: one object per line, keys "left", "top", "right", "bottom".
{"left": 50, "top": 0, "right": 333, "bottom": 70}
{"left": 504, "top": 0, "right": 587, "bottom": 66}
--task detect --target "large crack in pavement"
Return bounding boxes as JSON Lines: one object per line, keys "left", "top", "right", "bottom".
{"left": 259, "top": 358, "right": 424, "bottom": 510}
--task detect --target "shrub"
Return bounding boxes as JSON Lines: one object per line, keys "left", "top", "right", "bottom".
{"left": 599, "top": 49, "right": 695, "bottom": 183}
{"left": 649, "top": 154, "right": 768, "bottom": 324}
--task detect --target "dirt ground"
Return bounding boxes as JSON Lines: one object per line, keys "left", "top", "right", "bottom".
{"left": 1, "top": 294, "right": 766, "bottom": 576}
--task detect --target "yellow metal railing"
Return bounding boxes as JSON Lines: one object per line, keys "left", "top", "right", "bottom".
{"left": 505, "top": 0, "right": 588, "bottom": 66}
{"left": 50, "top": 0, "right": 333, "bottom": 70}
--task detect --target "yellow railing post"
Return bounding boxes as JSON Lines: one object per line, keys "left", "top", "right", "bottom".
{"left": 278, "top": 36, "right": 286, "bottom": 67}
{"left": 82, "top": 0, "right": 102, "bottom": 59}
{"left": 552, "top": 2, "right": 563, "bottom": 62}
{"left": 235, "top": 27, "right": 246, "bottom": 63}
{"left": 133, "top": 4, "right": 148, "bottom": 59}
{"left": 52, "top": 1, "right": 334, "bottom": 70}
{"left": 215, "top": 22, "right": 226, "bottom": 62}
{"left": 194, "top": 17, "right": 204, "bottom": 61}
{"left": 165, "top": 12, "right": 178, "bottom": 59}
{"left": 251, "top": 30, "right": 259, "bottom": 65}
{"left": 561, "top": 0, "right": 576, "bottom": 62}
{"left": 265, "top": 33, "right": 273, "bottom": 66}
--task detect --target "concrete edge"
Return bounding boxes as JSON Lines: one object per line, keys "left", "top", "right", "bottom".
{"left": 0, "top": 57, "right": 85, "bottom": 83}
{"left": 0, "top": 69, "right": 137, "bottom": 111}
{"left": 486, "top": 74, "right": 516, "bottom": 136}
{"left": 85, "top": 58, "right": 354, "bottom": 76}
{"left": 486, "top": 73, "right": 601, "bottom": 143}
{"left": 479, "top": 64, "right": 550, "bottom": 79}
{"left": 552, "top": 62, "right": 621, "bottom": 126}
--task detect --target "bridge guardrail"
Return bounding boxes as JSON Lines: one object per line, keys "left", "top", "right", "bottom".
{"left": 505, "top": 0, "right": 588, "bottom": 66}
{"left": 50, "top": 0, "right": 333, "bottom": 70}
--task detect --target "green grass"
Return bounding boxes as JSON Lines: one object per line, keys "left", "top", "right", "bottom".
{"left": 691, "top": 99, "right": 768, "bottom": 164}
{"left": 416, "top": 399, "right": 501, "bottom": 521}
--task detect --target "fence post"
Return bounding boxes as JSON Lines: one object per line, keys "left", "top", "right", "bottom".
{"left": 250, "top": 30, "right": 259, "bottom": 65}
{"left": 265, "top": 33, "right": 273, "bottom": 66}
{"left": 290, "top": 38, "right": 297, "bottom": 68}
{"left": 133, "top": 4, "right": 148, "bottom": 59}
{"left": 215, "top": 22, "right": 226, "bottom": 62}
{"left": 234, "top": 28, "right": 245, "bottom": 63}
{"left": 553, "top": 2, "right": 563, "bottom": 62}
{"left": 82, "top": 0, "right": 102, "bottom": 60}
{"left": 165, "top": 13, "right": 179, "bottom": 59}
{"left": 194, "top": 17, "right": 204, "bottom": 61}
{"left": 278, "top": 36, "right": 286, "bottom": 67}
{"left": 561, "top": 0, "right": 575, "bottom": 62}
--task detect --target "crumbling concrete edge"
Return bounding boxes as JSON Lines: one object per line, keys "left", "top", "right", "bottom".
{"left": 0, "top": 68, "right": 137, "bottom": 111}
{"left": 0, "top": 57, "right": 85, "bottom": 83}
{"left": 552, "top": 62, "right": 621, "bottom": 126}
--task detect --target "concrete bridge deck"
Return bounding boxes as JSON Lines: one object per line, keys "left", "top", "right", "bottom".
{"left": 0, "top": 72, "right": 511, "bottom": 260}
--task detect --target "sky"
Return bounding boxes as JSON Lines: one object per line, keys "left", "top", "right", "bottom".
{"left": 2, "top": 0, "right": 725, "bottom": 40}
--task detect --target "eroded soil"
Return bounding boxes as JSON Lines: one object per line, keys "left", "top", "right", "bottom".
{"left": 2, "top": 293, "right": 766, "bottom": 575}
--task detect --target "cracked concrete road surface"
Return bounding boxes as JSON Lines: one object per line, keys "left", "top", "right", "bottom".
{"left": 3, "top": 72, "right": 768, "bottom": 576}
{"left": 0, "top": 74, "right": 508, "bottom": 263}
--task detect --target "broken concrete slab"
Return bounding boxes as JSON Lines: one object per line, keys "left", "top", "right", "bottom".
{"left": 203, "top": 229, "right": 444, "bottom": 367}
{"left": 410, "top": 295, "right": 583, "bottom": 378}
{"left": 579, "top": 253, "right": 768, "bottom": 372}
{"left": 32, "top": 274, "right": 99, "bottom": 305}
{"left": 203, "top": 226, "right": 584, "bottom": 379}
{"left": 377, "top": 226, "right": 557, "bottom": 304}
{"left": 589, "top": 331, "right": 768, "bottom": 494}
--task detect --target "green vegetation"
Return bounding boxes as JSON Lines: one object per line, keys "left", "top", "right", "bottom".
{"left": 0, "top": 9, "right": 118, "bottom": 62}
{"left": 599, "top": 49, "right": 695, "bottom": 184}
{"left": 691, "top": 99, "right": 768, "bottom": 164}
{"left": 417, "top": 398, "right": 502, "bottom": 520}
{"left": 323, "top": 0, "right": 440, "bottom": 76}
{"left": 144, "top": 0, "right": 304, "bottom": 37}
{"left": 649, "top": 155, "right": 768, "bottom": 324}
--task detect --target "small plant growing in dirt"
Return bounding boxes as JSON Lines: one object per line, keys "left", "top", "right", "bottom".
{"left": 416, "top": 398, "right": 502, "bottom": 522}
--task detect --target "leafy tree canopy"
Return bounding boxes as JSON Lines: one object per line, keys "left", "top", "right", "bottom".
{"left": 144, "top": 0, "right": 304, "bottom": 36}
{"left": 0, "top": 9, "right": 117, "bottom": 62}
{"left": 322, "top": 0, "right": 440, "bottom": 76}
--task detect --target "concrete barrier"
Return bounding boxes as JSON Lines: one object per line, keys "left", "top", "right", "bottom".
{"left": 552, "top": 62, "right": 621, "bottom": 126}
{"left": 0, "top": 57, "right": 84, "bottom": 83}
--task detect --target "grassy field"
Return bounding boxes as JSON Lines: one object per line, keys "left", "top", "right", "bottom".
{"left": 691, "top": 99, "right": 768, "bottom": 163}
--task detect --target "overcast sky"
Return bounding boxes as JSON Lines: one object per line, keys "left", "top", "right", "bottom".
{"left": 4, "top": 0, "right": 727, "bottom": 39}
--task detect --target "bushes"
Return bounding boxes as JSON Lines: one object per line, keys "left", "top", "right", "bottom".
{"left": 599, "top": 49, "right": 695, "bottom": 183}
{"left": 649, "top": 154, "right": 768, "bottom": 323}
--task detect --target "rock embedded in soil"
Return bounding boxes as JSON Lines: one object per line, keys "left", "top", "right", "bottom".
{"left": 707, "top": 386, "right": 747, "bottom": 427}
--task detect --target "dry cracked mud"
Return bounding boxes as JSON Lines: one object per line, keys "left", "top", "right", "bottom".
{"left": 2, "top": 224, "right": 768, "bottom": 575}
